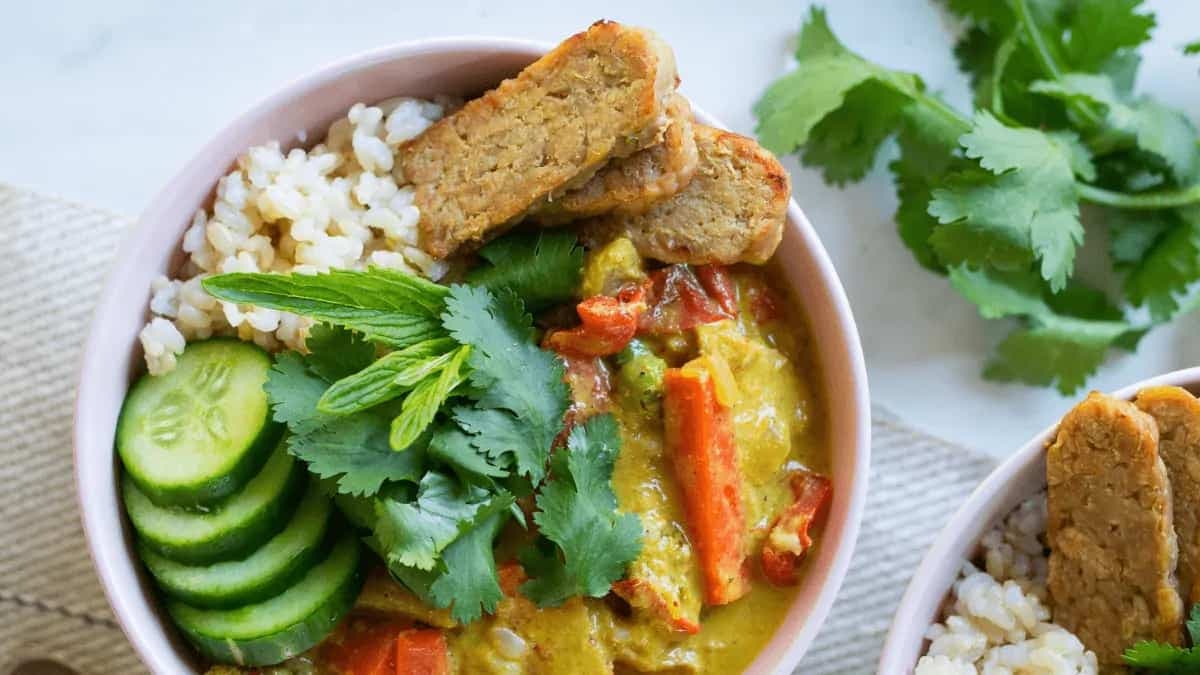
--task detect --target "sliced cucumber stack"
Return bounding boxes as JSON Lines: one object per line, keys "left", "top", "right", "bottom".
{"left": 124, "top": 437, "right": 305, "bottom": 565}
{"left": 139, "top": 479, "right": 335, "bottom": 608}
{"left": 118, "top": 338, "right": 283, "bottom": 507}
{"left": 167, "top": 533, "right": 363, "bottom": 667}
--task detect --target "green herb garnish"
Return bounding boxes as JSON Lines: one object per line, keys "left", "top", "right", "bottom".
{"left": 1125, "top": 603, "right": 1200, "bottom": 671}
{"left": 754, "top": 3, "right": 1200, "bottom": 393}
{"left": 203, "top": 231, "right": 641, "bottom": 623}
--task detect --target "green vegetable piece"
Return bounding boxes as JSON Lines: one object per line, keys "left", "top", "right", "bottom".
{"left": 465, "top": 230, "right": 585, "bottom": 311}
{"left": 1124, "top": 603, "right": 1200, "bottom": 670}
{"left": 1125, "top": 208, "right": 1200, "bottom": 322}
{"left": 317, "top": 338, "right": 459, "bottom": 415}
{"left": 389, "top": 345, "right": 470, "bottom": 451}
{"left": 615, "top": 339, "right": 667, "bottom": 414}
{"left": 428, "top": 512, "right": 508, "bottom": 623}
{"left": 303, "top": 324, "right": 375, "bottom": 382}
{"left": 203, "top": 267, "right": 449, "bottom": 348}
{"left": 521, "top": 415, "right": 642, "bottom": 606}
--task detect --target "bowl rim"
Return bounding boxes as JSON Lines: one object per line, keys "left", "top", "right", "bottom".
{"left": 73, "top": 35, "right": 871, "bottom": 675}
{"left": 878, "top": 365, "right": 1200, "bottom": 673}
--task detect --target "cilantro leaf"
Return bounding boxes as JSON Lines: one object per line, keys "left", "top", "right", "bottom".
{"left": 949, "top": 266, "right": 1134, "bottom": 393}
{"left": 303, "top": 324, "right": 375, "bottom": 381}
{"left": 753, "top": 6, "right": 924, "bottom": 175}
{"left": 1109, "top": 210, "right": 1175, "bottom": 267}
{"left": 1062, "top": 0, "right": 1155, "bottom": 72}
{"left": 1189, "top": 603, "right": 1200, "bottom": 646}
{"left": 266, "top": 352, "right": 426, "bottom": 495}
{"left": 389, "top": 346, "right": 471, "bottom": 451}
{"left": 1031, "top": 74, "right": 1200, "bottom": 183}
{"left": 890, "top": 111, "right": 970, "bottom": 273}
{"left": 442, "top": 285, "right": 569, "bottom": 483}
{"left": 1186, "top": 40, "right": 1200, "bottom": 56}
{"left": 929, "top": 112, "right": 1092, "bottom": 291}
{"left": 427, "top": 424, "right": 509, "bottom": 482}
{"left": 1125, "top": 208, "right": 1200, "bottom": 322}
{"left": 465, "top": 230, "right": 584, "bottom": 311}
{"left": 203, "top": 267, "right": 450, "bottom": 348}
{"left": 289, "top": 410, "right": 427, "bottom": 496}
{"left": 373, "top": 471, "right": 512, "bottom": 570}
{"left": 317, "top": 338, "right": 460, "bottom": 415}
{"left": 522, "top": 415, "right": 642, "bottom": 606}
{"left": 1124, "top": 634, "right": 1200, "bottom": 671}
{"left": 429, "top": 512, "right": 508, "bottom": 623}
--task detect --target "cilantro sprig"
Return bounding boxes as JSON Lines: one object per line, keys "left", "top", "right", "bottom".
{"left": 755, "top": 3, "right": 1200, "bottom": 393}
{"left": 203, "top": 231, "right": 641, "bottom": 623}
{"left": 1124, "top": 603, "right": 1200, "bottom": 671}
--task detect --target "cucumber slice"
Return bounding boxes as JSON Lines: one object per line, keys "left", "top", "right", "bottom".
{"left": 118, "top": 338, "right": 283, "bottom": 507}
{"left": 124, "top": 439, "right": 304, "bottom": 565}
{"left": 167, "top": 534, "right": 363, "bottom": 667}
{"left": 139, "top": 479, "right": 335, "bottom": 608}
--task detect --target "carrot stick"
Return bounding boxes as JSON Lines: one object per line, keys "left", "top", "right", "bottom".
{"left": 394, "top": 629, "right": 450, "bottom": 675}
{"left": 663, "top": 365, "right": 750, "bottom": 605}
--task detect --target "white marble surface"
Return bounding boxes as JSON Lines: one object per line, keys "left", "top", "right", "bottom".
{"left": 3, "top": 0, "right": 1198, "bottom": 458}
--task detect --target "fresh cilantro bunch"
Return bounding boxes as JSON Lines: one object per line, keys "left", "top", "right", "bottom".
{"left": 202, "top": 231, "right": 640, "bottom": 622}
{"left": 755, "top": 2, "right": 1200, "bottom": 393}
{"left": 1125, "top": 604, "right": 1200, "bottom": 672}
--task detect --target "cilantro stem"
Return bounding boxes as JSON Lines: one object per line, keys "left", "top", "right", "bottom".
{"left": 1012, "top": 0, "right": 1104, "bottom": 129}
{"left": 1078, "top": 183, "right": 1200, "bottom": 209}
{"left": 990, "top": 35, "right": 1019, "bottom": 124}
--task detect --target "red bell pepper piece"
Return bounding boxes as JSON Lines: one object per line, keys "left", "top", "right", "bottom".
{"left": 612, "top": 578, "right": 702, "bottom": 634}
{"left": 639, "top": 265, "right": 731, "bottom": 335}
{"left": 544, "top": 284, "right": 647, "bottom": 358}
{"left": 761, "top": 471, "right": 832, "bottom": 586}
{"left": 663, "top": 365, "right": 750, "bottom": 605}
{"left": 695, "top": 265, "right": 739, "bottom": 317}
{"left": 395, "top": 629, "right": 450, "bottom": 675}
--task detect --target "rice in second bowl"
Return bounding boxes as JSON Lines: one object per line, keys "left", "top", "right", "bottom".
{"left": 138, "top": 96, "right": 454, "bottom": 375}
{"left": 914, "top": 494, "right": 1098, "bottom": 675}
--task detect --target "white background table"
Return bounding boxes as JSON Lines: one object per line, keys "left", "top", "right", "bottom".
{"left": 4, "top": 0, "right": 1198, "bottom": 458}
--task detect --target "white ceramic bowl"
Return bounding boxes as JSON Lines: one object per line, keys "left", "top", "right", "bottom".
{"left": 879, "top": 367, "right": 1200, "bottom": 673}
{"left": 73, "top": 37, "right": 871, "bottom": 674}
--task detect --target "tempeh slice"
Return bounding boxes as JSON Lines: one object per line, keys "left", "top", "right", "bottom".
{"left": 401, "top": 21, "right": 678, "bottom": 258}
{"left": 1137, "top": 385, "right": 1200, "bottom": 606}
{"left": 1046, "top": 392, "right": 1183, "bottom": 668}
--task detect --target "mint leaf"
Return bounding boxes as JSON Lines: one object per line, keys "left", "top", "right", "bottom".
{"left": 1031, "top": 74, "right": 1200, "bottom": 183}
{"left": 442, "top": 285, "right": 569, "bottom": 483}
{"left": 374, "top": 471, "right": 512, "bottom": 570}
{"left": 203, "top": 267, "right": 449, "bottom": 348}
{"left": 429, "top": 512, "right": 508, "bottom": 623}
{"left": 1125, "top": 209, "right": 1200, "bottom": 322}
{"left": 389, "top": 346, "right": 471, "bottom": 451}
{"left": 522, "top": 415, "right": 642, "bottom": 606}
{"left": 753, "top": 6, "right": 924, "bottom": 172}
{"left": 929, "top": 112, "right": 1091, "bottom": 291}
{"left": 317, "top": 337, "right": 460, "bottom": 415}
{"left": 303, "top": 324, "right": 375, "bottom": 381}
{"left": 466, "top": 230, "right": 584, "bottom": 311}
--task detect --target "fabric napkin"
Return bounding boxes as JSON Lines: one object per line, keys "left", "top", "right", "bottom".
{"left": 0, "top": 183, "right": 995, "bottom": 674}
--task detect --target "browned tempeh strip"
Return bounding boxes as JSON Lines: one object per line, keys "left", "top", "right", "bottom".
{"left": 1137, "top": 385, "right": 1200, "bottom": 606}
{"left": 579, "top": 124, "right": 789, "bottom": 265}
{"left": 401, "top": 20, "right": 678, "bottom": 259}
{"left": 1047, "top": 392, "right": 1183, "bottom": 667}
{"left": 530, "top": 94, "right": 699, "bottom": 224}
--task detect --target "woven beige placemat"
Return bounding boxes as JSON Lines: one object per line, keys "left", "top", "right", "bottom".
{"left": 0, "top": 183, "right": 995, "bottom": 674}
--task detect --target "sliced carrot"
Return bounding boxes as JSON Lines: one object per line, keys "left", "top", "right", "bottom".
{"left": 663, "top": 365, "right": 750, "bottom": 605}
{"left": 695, "top": 264, "right": 739, "bottom": 317}
{"left": 321, "top": 619, "right": 400, "bottom": 675}
{"left": 544, "top": 283, "right": 647, "bottom": 357}
{"left": 612, "top": 578, "right": 701, "bottom": 634}
{"left": 394, "top": 629, "right": 450, "bottom": 675}
{"left": 761, "top": 471, "right": 832, "bottom": 586}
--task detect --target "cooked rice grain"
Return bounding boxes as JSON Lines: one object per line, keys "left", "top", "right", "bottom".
{"left": 914, "top": 495, "right": 1098, "bottom": 675}
{"left": 139, "top": 97, "right": 450, "bottom": 374}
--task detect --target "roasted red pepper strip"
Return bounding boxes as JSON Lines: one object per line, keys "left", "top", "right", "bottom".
{"left": 761, "top": 471, "right": 832, "bottom": 586}
{"left": 695, "top": 265, "right": 739, "bottom": 317}
{"left": 395, "top": 629, "right": 450, "bottom": 675}
{"left": 612, "top": 578, "right": 702, "bottom": 634}
{"left": 639, "top": 265, "right": 731, "bottom": 335}
{"left": 544, "top": 284, "right": 647, "bottom": 358}
{"left": 663, "top": 365, "right": 750, "bottom": 605}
